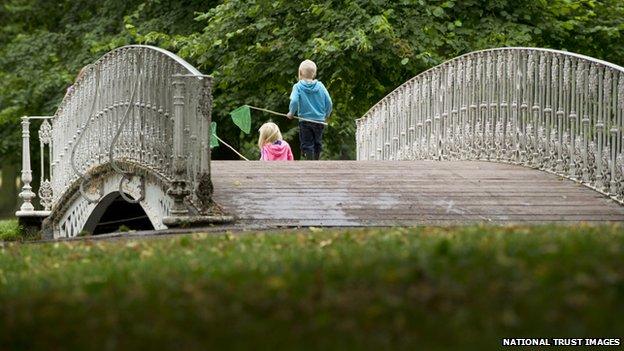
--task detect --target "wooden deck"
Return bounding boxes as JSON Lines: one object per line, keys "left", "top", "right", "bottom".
{"left": 211, "top": 161, "right": 624, "bottom": 227}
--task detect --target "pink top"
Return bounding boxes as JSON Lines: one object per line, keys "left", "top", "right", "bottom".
{"left": 260, "top": 140, "right": 294, "bottom": 161}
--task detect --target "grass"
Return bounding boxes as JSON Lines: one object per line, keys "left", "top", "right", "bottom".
{"left": 0, "top": 224, "right": 623, "bottom": 350}
{"left": 0, "top": 219, "right": 21, "bottom": 241}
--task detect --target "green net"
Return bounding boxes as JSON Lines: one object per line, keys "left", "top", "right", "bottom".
{"left": 210, "top": 121, "right": 219, "bottom": 148}
{"left": 230, "top": 105, "right": 251, "bottom": 134}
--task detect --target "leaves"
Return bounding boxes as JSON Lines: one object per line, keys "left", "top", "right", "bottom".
{"left": 1, "top": 0, "right": 623, "bottom": 162}
{"left": 0, "top": 0, "right": 216, "bottom": 163}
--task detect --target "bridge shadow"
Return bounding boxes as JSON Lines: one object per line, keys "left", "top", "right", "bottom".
{"left": 83, "top": 192, "right": 154, "bottom": 235}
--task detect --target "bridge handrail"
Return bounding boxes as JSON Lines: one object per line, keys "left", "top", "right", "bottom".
{"left": 356, "top": 47, "right": 624, "bottom": 202}
{"left": 357, "top": 47, "right": 624, "bottom": 121}
{"left": 17, "top": 45, "right": 213, "bottom": 218}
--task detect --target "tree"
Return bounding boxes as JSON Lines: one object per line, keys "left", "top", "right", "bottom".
{"left": 1, "top": 0, "right": 622, "bottom": 162}
{"left": 0, "top": 0, "right": 218, "bottom": 163}
{"left": 130, "top": 0, "right": 624, "bottom": 159}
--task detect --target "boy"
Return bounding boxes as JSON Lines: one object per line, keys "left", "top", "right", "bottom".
{"left": 286, "top": 59, "right": 332, "bottom": 160}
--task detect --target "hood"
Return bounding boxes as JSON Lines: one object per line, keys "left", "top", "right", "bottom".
{"left": 263, "top": 140, "right": 290, "bottom": 157}
{"left": 297, "top": 80, "right": 322, "bottom": 93}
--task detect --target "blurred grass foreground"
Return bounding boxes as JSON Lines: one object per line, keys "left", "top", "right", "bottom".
{"left": 1, "top": 224, "right": 623, "bottom": 350}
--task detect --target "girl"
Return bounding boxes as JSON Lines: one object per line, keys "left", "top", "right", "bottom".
{"left": 258, "top": 122, "right": 294, "bottom": 161}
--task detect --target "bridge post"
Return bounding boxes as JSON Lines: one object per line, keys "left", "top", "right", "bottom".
{"left": 569, "top": 113, "right": 577, "bottom": 179}
{"left": 581, "top": 117, "right": 590, "bottom": 182}
{"left": 167, "top": 75, "right": 190, "bottom": 215}
{"left": 16, "top": 116, "right": 52, "bottom": 237}
{"left": 610, "top": 128, "right": 618, "bottom": 194}
{"left": 200, "top": 77, "right": 212, "bottom": 175}
{"left": 17, "top": 117, "right": 35, "bottom": 213}
{"left": 163, "top": 74, "right": 232, "bottom": 229}
{"left": 595, "top": 122, "right": 604, "bottom": 190}
{"left": 195, "top": 76, "right": 214, "bottom": 210}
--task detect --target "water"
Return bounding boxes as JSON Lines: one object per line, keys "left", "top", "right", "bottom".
{"left": 0, "top": 163, "right": 19, "bottom": 219}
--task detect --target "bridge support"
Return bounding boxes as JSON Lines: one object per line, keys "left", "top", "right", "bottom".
{"left": 16, "top": 116, "right": 50, "bottom": 237}
{"left": 162, "top": 75, "right": 233, "bottom": 229}
{"left": 167, "top": 76, "right": 191, "bottom": 216}
{"left": 17, "top": 117, "right": 36, "bottom": 214}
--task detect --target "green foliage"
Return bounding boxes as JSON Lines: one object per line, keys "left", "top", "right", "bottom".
{"left": 1, "top": 0, "right": 623, "bottom": 161}
{"left": 0, "top": 0, "right": 218, "bottom": 163}
{"left": 0, "top": 0, "right": 129, "bottom": 162}
{"left": 0, "top": 225, "right": 623, "bottom": 349}
{"left": 127, "top": 0, "right": 624, "bottom": 159}
{"left": 0, "top": 219, "right": 21, "bottom": 241}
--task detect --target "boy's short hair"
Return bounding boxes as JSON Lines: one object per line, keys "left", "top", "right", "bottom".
{"left": 299, "top": 60, "right": 317, "bottom": 79}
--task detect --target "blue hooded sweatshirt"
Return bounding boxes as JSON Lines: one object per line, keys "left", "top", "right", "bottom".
{"left": 289, "top": 80, "right": 332, "bottom": 122}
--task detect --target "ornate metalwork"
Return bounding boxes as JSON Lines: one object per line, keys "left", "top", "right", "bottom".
{"left": 38, "top": 180, "right": 53, "bottom": 211}
{"left": 17, "top": 117, "right": 36, "bottom": 213}
{"left": 357, "top": 47, "right": 624, "bottom": 203}
{"left": 38, "top": 119, "right": 52, "bottom": 144}
{"left": 48, "top": 45, "right": 210, "bottom": 207}
{"left": 17, "top": 45, "right": 213, "bottom": 237}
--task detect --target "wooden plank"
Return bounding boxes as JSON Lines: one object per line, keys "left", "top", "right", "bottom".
{"left": 214, "top": 191, "right": 607, "bottom": 200}
{"left": 225, "top": 208, "right": 624, "bottom": 218}
{"left": 218, "top": 201, "right": 624, "bottom": 215}
{"left": 211, "top": 160, "right": 624, "bottom": 227}
{"left": 232, "top": 219, "right": 624, "bottom": 226}
{"left": 213, "top": 196, "right": 606, "bottom": 205}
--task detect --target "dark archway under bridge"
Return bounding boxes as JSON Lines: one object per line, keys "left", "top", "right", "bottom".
{"left": 211, "top": 161, "right": 624, "bottom": 227}
{"left": 83, "top": 192, "right": 155, "bottom": 235}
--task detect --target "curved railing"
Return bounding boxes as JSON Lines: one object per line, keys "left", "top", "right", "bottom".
{"left": 18, "top": 45, "right": 213, "bottom": 218}
{"left": 356, "top": 47, "right": 624, "bottom": 202}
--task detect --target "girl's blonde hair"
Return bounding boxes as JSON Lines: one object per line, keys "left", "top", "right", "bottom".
{"left": 258, "top": 122, "right": 283, "bottom": 149}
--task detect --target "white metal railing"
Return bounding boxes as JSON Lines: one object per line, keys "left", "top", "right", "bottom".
{"left": 15, "top": 116, "right": 54, "bottom": 216}
{"left": 17, "top": 45, "right": 213, "bottom": 218}
{"left": 356, "top": 47, "right": 624, "bottom": 202}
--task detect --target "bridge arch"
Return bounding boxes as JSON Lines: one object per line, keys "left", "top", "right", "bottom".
{"left": 82, "top": 191, "right": 155, "bottom": 235}
{"left": 46, "top": 162, "right": 173, "bottom": 238}
{"left": 356, "top": 47, "right": 624, "bottom": 203}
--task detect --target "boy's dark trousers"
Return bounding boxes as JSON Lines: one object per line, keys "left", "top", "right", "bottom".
{"left": 299, "top": 121, "right": 325, "bottom": 160}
